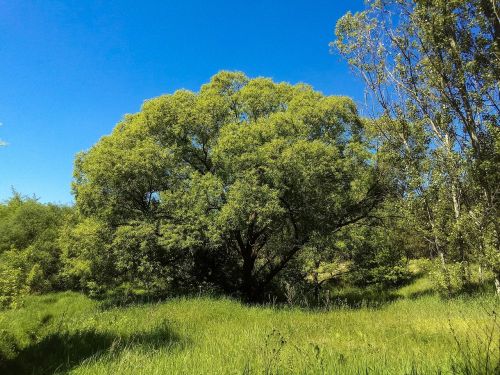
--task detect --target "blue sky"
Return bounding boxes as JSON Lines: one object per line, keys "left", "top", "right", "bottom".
{"left": 0, "top": 0, "right": 365, "bottom": 204}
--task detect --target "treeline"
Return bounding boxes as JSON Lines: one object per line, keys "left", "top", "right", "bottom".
{"left": 0, "top": 0, "right": 498, "bottom": 307}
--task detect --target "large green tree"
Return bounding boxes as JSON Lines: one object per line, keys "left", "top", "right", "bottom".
{"left": 72, "top": 72, "right": 384, "bottom": 301}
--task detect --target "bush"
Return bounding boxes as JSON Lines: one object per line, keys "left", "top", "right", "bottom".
{"left": 0, "top": 193, "right": 70, "bottom": 308}
{"left": 430, "top": 260, "right": 496, "bottom": 296}
{"left": 0, "top": 255, "right": 26, "bottom": 308}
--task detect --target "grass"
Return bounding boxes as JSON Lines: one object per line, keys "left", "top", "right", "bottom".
{"left": 0, "top": 280, "right": 498, "bottom": 374}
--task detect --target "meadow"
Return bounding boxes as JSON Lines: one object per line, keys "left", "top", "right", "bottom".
{"left": 0, "top": 277, "right": 498, "bottom": 375}
{"left": 1, "top": 1, "right": 498, "bottom": 374}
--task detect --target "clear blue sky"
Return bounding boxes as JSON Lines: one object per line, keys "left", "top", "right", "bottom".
{"left": 0, "top": 0, "right": 365, "bottom": 204}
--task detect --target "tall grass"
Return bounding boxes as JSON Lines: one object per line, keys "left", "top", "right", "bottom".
{"left": 0, "top": 287, "right": 497, "bottom": 374}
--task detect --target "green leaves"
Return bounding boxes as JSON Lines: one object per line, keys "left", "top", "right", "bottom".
{"left": 0, "top": 194, "right": 70, "bottom": 307}
{"left": 334, "top": 0, "right": 500, "bottom": 290}
{"left": 218, "top": 172, "right": 284, "bottom": 234}
{"left": 71, "top": 71, "right": 381, "bottom": 299}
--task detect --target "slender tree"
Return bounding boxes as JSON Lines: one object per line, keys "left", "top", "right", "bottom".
{"left": 334, "top": 0, "right": 500, "bottom": 284}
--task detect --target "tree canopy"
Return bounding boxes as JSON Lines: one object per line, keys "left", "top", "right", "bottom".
{"left": 71, "top": 72, "right": 384, "bottom": 300}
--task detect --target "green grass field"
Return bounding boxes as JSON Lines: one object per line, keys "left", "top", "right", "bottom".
{"left": 0, "top": 284, "right": 498, "bottom": 374}
{"left": 0, "top": 279, "right": 498, "bottom": 375}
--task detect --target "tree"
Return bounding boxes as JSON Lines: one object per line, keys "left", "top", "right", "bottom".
{"left": 72, "top": 71, "right": 384, "bottom": 301}
{"left": 0, "top": 192, "right": 70, "bottom": 307}
{"left": 334, "top": 0, "right": 500, "bottom": 285}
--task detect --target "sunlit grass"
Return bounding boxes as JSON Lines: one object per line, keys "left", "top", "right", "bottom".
{"left": 0, "top": 286, "right": 497, "bottom": 374}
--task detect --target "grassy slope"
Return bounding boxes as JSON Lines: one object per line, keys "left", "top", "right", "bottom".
{"left": 0, "top": 282, "right": 498, "bottom": 375}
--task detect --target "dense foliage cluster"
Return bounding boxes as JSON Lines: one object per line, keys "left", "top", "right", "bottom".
{"left": 0, "top": 192, "right": 70, "bottom": 306}
{"left": 67, "top": 72, "right": 385, "bottom": 301}
{"left": 0, "top": 0, "right": 498, "bottom": 307}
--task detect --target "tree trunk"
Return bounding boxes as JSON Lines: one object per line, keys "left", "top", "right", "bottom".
{"left": 439, "top": 251, "right": 453, "bottom": 296}
{"left": 241, "top": 252, "right": 258, "bottom": 302}
{"left": 313, "top": 259, "right": 321, "bottom": 306}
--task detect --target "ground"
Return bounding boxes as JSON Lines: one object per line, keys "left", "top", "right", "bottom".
{"left": 0, "top": 276, "right": 498, "bottom": 375}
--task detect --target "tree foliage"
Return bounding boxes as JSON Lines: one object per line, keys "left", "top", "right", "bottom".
{"left": 334, "top": 0, "right": 500, "bottom": 288}
{"left": 70, "top": 72, "right": 384, "bottom": 300}
{"left": 0, "top": 192, "right": 70, "bottom": 307}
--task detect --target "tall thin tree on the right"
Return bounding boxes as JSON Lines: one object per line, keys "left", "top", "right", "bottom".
{"left": 334, "top": 0, "right": 499, "bottom": 290}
